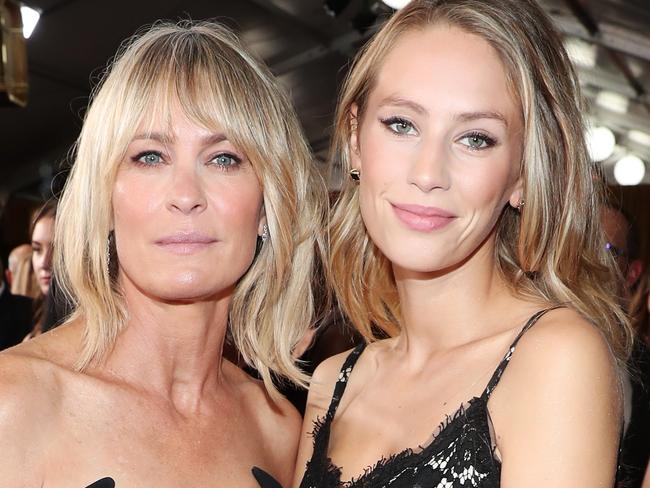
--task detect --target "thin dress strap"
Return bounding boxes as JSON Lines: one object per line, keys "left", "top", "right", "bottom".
{"left": 309, "top": 343, "right": 367, "bottom": 468}
{"left": 324, "top": 342, "right": 367, "bottom": 419}
{"left": 483, "top": 307, "right": 560, "bottom": 399}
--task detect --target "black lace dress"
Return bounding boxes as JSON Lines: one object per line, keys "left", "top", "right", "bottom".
{"left": 297, "top": 308, "right": 553, "bottom": 488}
{"left": 253, "top": 307, "right": 622, "bottom": 487}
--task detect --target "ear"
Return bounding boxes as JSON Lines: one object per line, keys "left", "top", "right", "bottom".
{"left": 626, "top": 259, "right": 643, "bottom": 289}
{"left": 349, "top": 103, "right": 361, "bottom": 171}
{"left": 508, "top": 176, "right": 525, "bottom": 209}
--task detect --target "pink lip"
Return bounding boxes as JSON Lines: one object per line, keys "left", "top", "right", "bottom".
{"left": 155, "top": 232, "right": 218, "bottom": 255}
{"left": 391, "top": 202, "right": 456, "bottom": 232}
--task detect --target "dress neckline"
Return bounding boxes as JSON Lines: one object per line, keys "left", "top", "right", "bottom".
{"left": 308, "top": 307, "right": 558, "bottom": 486}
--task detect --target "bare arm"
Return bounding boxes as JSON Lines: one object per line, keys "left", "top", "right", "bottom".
{"left": 490, "top": 309, "right": 622, "bottom": 487}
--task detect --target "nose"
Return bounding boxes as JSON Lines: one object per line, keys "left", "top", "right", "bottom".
{"left": 166, "top": 163, "right": 207, "bottom": 215}
{"left": 407, "top": 139, "right": 451, "bottom": 193}
{"left": 42, "top": 245, "right": 53, "bottom": 271}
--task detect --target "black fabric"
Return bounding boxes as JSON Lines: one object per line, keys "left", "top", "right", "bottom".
{"left": 0, "top": 284, "right": 33, "bottom": 350}
{"left": 298, "top": 308, "right": 555, "bottom": 488}
{"left": 85, "top": 478, "right": 115, "bottom": 488}
{"left": 619, "top": 340, "right": 650, "bottom": 487}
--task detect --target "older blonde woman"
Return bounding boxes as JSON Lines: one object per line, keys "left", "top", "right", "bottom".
{"left": 287, "top": 0, "right": 631, "bottom": 487}
{"left": 0, "top": 21, "right": 325, "bottom": 487}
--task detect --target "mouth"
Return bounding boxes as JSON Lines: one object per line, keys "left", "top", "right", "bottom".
{"left": 390, "top": 202, "right": 456, "bottom": 232}
{"left": 155, "top": 232, "right": 218, "bottom": 255}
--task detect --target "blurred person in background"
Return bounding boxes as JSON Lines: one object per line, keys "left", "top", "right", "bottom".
{"left": 601, "top": 205, "right": 643, "bottom": 296}
{"left": 0, "top": 258, "right": 33, "bottom": 349}
{"left": 6, "top": 243, "right": 39, "bottom": 298}
{"left": 0, "top": 20, "right": 325, "bottom": 487}
{"left": 601, "top": 204, "right": 649, "bottom": 488}
{"left": 26, "top": 200, "right": 56, "bottom": 337}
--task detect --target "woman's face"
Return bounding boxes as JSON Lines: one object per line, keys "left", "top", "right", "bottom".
{"left": 352, "top": 25, "right": 524, "bottom": 275}
{"left": 32, "top": 216, "right": 55, "bottom": 295}
{"left": 112, "top": 106, "right": 265, "bottom": 302}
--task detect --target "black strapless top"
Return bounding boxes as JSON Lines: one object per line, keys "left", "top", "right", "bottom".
{"left": 294, "top": 308, "right": 558, "bottom": 488}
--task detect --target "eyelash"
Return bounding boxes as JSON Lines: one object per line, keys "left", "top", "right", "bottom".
{"left": 380, "top": 116, "right": 417, "bottom": 136}
{"left": 458, "top": 132, "right": 497, "bottom": 151}
{"left": 131, "top": 151, "right": 242, "bottom": 171}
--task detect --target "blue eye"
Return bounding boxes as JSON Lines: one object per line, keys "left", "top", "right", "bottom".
{"left": 458, "top": 132, "right": 497, "bottom": 150}
{"left": 381, "top": 117, "right": 417, "bottom": 136}
{"left": 133, "top": 151, "right": 163, "bottom": 165}
{"left": 212, "top": 153, "right": 241, "bottom": 168}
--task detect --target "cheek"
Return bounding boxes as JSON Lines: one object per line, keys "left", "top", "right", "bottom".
{"left": 112, "top": 175, "right": 160, "bottom": 230}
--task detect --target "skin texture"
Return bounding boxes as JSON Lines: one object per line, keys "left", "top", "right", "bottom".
{"left": 31, "top": 216, "right": 54, "bottom": 296}
{"left": 0, "top": 107, "right": 301, "bottom": 487}
{"left": 293, "top": 25, "right": 620, "bottom": 488}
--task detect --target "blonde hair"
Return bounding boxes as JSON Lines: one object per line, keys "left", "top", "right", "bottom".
{"left": 55, "top": 21, "right": 326, "bottom": 392}
{"left": 330, "top": 0, "right": 632, "bottom": 363}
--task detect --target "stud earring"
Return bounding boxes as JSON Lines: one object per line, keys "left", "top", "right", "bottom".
{"left": 349, "top": 168, "right": 361, "bottom": 181}
{"left": 261, "top": 224, "right": 269, "bottom": 243}
{"left": 516, "top": 199, "right": 525, "bottom": 211}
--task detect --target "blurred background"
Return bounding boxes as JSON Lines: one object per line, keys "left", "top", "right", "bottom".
{"left": 0, "top": 0, "right": 649, "bottom": 261}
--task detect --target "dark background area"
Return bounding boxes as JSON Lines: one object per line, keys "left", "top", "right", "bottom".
{"left": 1, "top": 0, "right": 649, "bottom": 261}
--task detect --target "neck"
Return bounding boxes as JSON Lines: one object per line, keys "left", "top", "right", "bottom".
{"left": 392, "top": 235, "right": 521, "bottom": 359}
{"left": 101, "top": 278, "right": 232, "bottom": 416}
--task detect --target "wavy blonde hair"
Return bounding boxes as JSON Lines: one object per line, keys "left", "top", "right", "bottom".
{"left": 330, "top": 0, "right": 632, "bottom": 364}
{"left": 55, "top": 21, "right": 326, "bottom": 393}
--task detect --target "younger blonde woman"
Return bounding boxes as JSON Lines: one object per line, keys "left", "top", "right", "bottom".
{"left": 289, "top": 1, "right": 630, "bottom": 486}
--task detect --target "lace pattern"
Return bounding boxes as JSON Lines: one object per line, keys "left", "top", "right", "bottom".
{"left": 299, "top": 309, "right": 558, "bottom": 488}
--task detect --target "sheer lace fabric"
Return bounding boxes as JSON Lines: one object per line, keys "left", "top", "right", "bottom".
{"left": 298, "top": 309, "right": 556, "bottom": 488}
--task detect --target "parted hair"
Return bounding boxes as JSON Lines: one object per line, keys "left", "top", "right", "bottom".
{"left": 55, "top": 21, "right": 326, "bottom": 393}
{"left": 329, "top": 0, "right": 632, "bottom": 364}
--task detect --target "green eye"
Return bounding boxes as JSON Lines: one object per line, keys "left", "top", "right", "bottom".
{"left": 458, "top": 132, "right": 497, "bottom": 151}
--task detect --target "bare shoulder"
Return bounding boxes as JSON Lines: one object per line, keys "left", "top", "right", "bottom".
{"left": 224, "top": 361, "right": 303, "bottom": 485}
{"left": 490, "top": 307, "right": 621, "bottom": 486}
{"left": 0, "top": 320, "right": 84, "bottom": 422}
{"left": 506, "top": 307, "right": 617, "bottom": 383}
{"left": 308, "top": 345, "right": 362, "bottom": 413}
{"left": 0, "top": 327, "right": 81, "bottom": 483}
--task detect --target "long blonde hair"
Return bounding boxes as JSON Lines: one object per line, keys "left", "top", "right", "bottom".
{"left": 55, "top": 21, "right": 327, "bottom": 393}
{"left": 329, "top": 0, "right": 632, "bottom": 364}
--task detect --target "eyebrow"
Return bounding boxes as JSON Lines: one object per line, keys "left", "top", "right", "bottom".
{"left": 378, "top": 96, "right": 508, "bottom": 128}
{"left": 131, "top": 132, "right": 229, "bottom": 145}
{"left": 378, "top": 96, "right": 428, "bottom": 116}
{"left": 454, "top": 111, "right": 508, "bottom": 128}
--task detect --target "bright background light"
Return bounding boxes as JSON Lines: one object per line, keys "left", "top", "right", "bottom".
{"left": 596, "top": 90, "right": 629, "bottom": 114}
{"left": 565, "top": 38, "right": 597, "bottom": 68}
{"left": 586, "top": 126, "right": 616, "bottom": 162}
{"left": 628, "top": 129, "right": 650, "bottom": 147}
{"left": 382, "top": 0, "right": 412, "bottom": 9}
{"left": 614, "top": 154, "right": 646, "bottom": 185}
{"left": 21, "top": 5, "right": 40, "bottom": 39}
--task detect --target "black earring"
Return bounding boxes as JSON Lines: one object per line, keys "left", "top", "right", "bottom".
{"left": 349, "top": 169, "right": 361, "bottom": 181}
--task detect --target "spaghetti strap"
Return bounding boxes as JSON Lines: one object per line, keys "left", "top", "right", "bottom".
{"left": 324, "top": 343, "right": 367, "bottom": 419}
{"left": 483, "top": 307, "right": 561, "bottom": 399}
